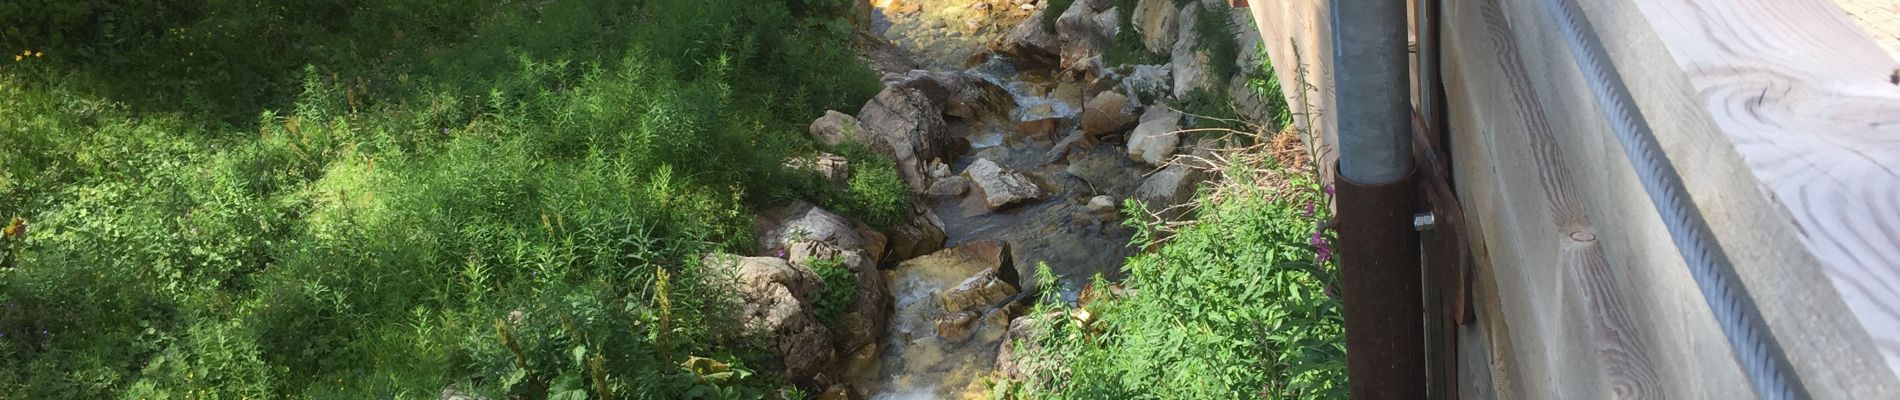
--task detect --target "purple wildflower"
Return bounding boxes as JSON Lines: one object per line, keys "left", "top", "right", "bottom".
{"left": 1311, "top": 230, "right": 1334, "bottom": 264}
{"left": 776, "top": 249, "right": 788, "bottom": 259}
{"left": 1323, "top": 184, "right": 1336, "bottom": 196}
{"left": 1303, "top": 203, "right": 1316, "bottom": 217}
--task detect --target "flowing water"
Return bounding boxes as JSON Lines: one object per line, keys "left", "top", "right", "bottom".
{"left": 851, "top": 1, "right": 1155, "bottom": 398}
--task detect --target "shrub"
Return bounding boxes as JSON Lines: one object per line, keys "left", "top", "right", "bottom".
{"left": 807, "top": 258, "right": 857, "bottom": 325}
{"left": 1008, "top": 163, "right": 1346, "bottom": 399}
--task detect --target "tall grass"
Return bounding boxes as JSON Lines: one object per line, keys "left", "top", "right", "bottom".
{"left": 0, "top": 0, "right": 887, "bottom": 397}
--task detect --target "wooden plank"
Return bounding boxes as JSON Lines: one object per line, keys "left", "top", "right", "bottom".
{"left": 1245, "top": 0, "right": 1337, "bottom": 183}
{"left": 1834, "top": 0, "right": 1900, "bottom": 61}
{"left": 1572, "top": 0, "right": 1900, "bottom": 395}
{"left": 1441, "top": 0, "right": 1772, "bottom": 396}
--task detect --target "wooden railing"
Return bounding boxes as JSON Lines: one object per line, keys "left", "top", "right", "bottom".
{"left": 1243, "top": 0, "right": 1900, "bottom": 397}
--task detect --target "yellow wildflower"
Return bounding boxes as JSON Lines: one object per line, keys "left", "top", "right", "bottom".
{"left": 33, "top": 52, "right": 41, "bottom": 58}
{"left": 11, "top": 55, "right": 19, "bottom": 62}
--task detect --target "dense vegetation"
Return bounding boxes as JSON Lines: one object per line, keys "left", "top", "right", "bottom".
{"left": 0, "top": 0, "right": 900, "bottom": 398}
{"left": 1004, "top": 156, "right": 1347, "bottom": 398}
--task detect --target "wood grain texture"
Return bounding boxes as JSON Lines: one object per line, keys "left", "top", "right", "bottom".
{"left": 1614, "top": 0, "right": 1900, "bottom": 378}
{"left": 1245, "top": 0, "right": 1900, "bottom": 396}
{"left": 1245, "top": 1, "right": 1337, "bottom": 184}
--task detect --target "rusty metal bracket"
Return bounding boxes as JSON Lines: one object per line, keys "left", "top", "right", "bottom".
{"left": 1411, "top": 109, "right": 1472, "bottom": 326}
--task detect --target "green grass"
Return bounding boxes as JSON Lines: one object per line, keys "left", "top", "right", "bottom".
{"left": 0, "top": 0, "right": 883, "bottom": 398}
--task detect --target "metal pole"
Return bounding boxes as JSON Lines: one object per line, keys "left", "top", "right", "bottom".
{"left": 1332, "top": 0, "right": 1425, "bottom": 399}
{"left": 1332, "top": 0, "right": 1414, "bottom": 185}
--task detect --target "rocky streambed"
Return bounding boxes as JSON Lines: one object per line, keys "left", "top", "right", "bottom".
{"left": 709, "top": 0, "right": 1266, "bottom": 398}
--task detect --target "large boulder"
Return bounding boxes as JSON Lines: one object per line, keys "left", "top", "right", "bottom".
{"left": 1170, "top": 2, "right": 1216, "bottom": 99}
{"left": 754, "top": 202, "right": 867, "bottom": 257}
{"left": 787, "top": 242, "right": 891, "bottom": 357}
{"left": 966, "top": 159, "right": 1049, "bottom": 210}
{"left": 809, "top": 110, "right": 859, "bottom": 148}
{"left": 883, "top": 70, "right": 1015, "bottom": 120}
{"left": 856, "top": 87, "right": 952, "bottom": 192}
{"left": 1131, "top": 0, "right": 1182, "bottom": 54}
{"left": 991, "top": 8, "right": 1061, "bottom": 68}
{"left": 1126, "top": 105, "right": 1184, "bottom": 165}
{"left": 1054, "top": 1, "right": 1120, "bottom": 72}
{"left": 1079, "top": 91, "right": 1139, "bottom": 140}
{"left": 703, "top": 254, "right": 835, "bottom": 382}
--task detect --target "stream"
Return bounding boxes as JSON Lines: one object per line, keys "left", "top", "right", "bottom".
{"left": 848, "top": 1, "right": 1154, "bottom": 398}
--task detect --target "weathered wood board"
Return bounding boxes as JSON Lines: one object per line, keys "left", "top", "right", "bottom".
{"left": 1246, "top": 0, "right": 1900, "bottom": 397}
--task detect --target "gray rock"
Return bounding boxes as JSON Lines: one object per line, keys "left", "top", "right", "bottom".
{"left": 1087, "top": 195, "right": 1118, "bottom": 213}
{"left": 703, "top": 254, "right": 835, "bottom": 382}
{"left": 1055, "top": 2, "right": 1120, "bottom": 72}
{"left": 1134, "top": 163, "right": 1212, "bottom": 220}
{"left": 886, "top": 207, "right": 947, "bottom": 261}
{"left": 996, "top": 312, "right": 1062, "bottom": 381}
{"left": 787, "top": 243, "right": 891, "bottom": 356}
{"left": 856, "top": 86, "right": 951, "bottom": 192}
{"left": 1170, "top": 2, "right": 1216, "bottom": 99}
{"left": 883, "top": 70, "right": 1014, "bottom": 120}
{"left": 991, "top": 8, "right": 1061, "bottom": 68}
{"left": 1079, "top": 91, "right": 1139, "bottom": 140}
{"left": 926, "top": 175, "right": 972, "bottom": 197}
{"left": 1132, "top": 0, "right": 1181, "bottom": 54}
{"left": 1121, "top": 64, "right": 1173, "bottom": 101}
{"left": 966, "top": 159, "right": 1049, "bottom": 210}
{"left": 809, "top": 110, "right": 859, "bottom": 147}
{"left": 754, "top": 202, "right": 867, "bottom": 256}
{"left": 1126, "top": 105, "right": 1184, "bottom": 165}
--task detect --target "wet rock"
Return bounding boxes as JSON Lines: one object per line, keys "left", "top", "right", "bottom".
{"left": 947, "top": 239, "right": 1017, "bottom": 284}
{"left": 942, "top": 270, "right": 1020, "bottom": 314}
{"left": 754, "top": 202, "right": 867, "bottom": 256}
{"left": 927, "top": 175, "right": 972, "bottom": 197}
{"left": 1055, "top": 2, "right": 1120, "bottom": 72}
{"left": 856, "top": 86, "right": 951, "bottom": 192}
{"left": 1018, "top": 117, "right": 1064, "bottom": 139}
{"left": 703, "top": 254, "right": 835, "bottom": 382}
{"left": 966, "top": 158, "right": 1049, "bottom": 210}
{"left": 1134, "top": 163, "right": 1212, "bottom": 220}
{"left": 786, "top": 153, "right": 852, "bottom": 184}
{"left": 1170, "top": 2, "right": 1215, "bottom": 99}
{"left": 886, "top": 207, "right": 948, "bottom": 261}
{"left": 810, "top": 110, "right": 859, "bottom": 147}
{"left": 1126, "top": 105, "right": 1184, "bottom": 165}
{"left": 1132, "top": 0, "right": 1182, "bottom": 54}
{"left": 935, "top": 311, "right": 983, "bottom": 343}
{"left": 1079, "top": 91, "right": 1139, "bottom": 140}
